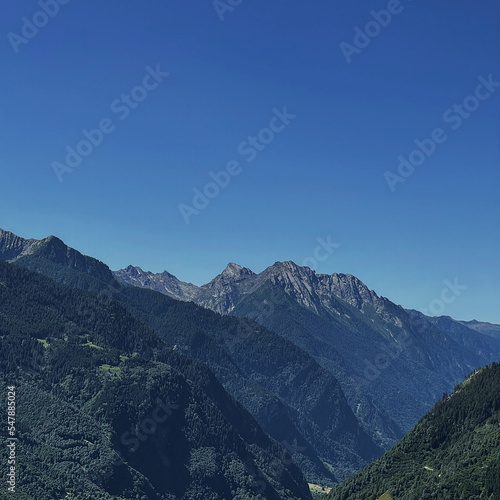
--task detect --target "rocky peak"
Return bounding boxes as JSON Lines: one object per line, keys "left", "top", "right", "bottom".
{"left": 260, "top": 261, "right": 321, "bottom": 313}
{"left": 219, "top": 262, "right": 255, "bottom": 281}
{"left": 114, "top": 265, "right": 198, "bottom": 301}
{"left": 204, "top": 263, "right": 255, "bottom": 290}
{"left": 0, "top": 228, "right": 40, "bottom": 261}
{"left": 319, "top": 273, "right": 379, "bottom": 310}
{"left": 122, "top": 265, "right": 146, "bottom": 278}
{"left": 115, "top": 257, "right": 397, "bottom": 322}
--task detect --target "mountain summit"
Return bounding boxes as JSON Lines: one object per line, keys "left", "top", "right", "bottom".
{"left": 115, "top": 265, "right": 198, "bottom": 301}
{"left": 115, "top": 260, "right": 385, "bottom": 317}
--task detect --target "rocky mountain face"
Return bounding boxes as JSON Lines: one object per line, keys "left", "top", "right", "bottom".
{"left": 115, "top": 265, "right": 199, "bottom": 301}
{"left": 115, "top": 260, "right": 497, "bottom": 450}
{"left": 116, "top": 262, "right": 259, "bottom": 314}
{"left": 0, "top": 228, "right": 42, "bottom": 260}
{"left": 115, "top": 260, "right": 399, "bottom": 323}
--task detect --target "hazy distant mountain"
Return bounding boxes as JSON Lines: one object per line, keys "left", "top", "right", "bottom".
{"left": 407, "top": 311, "right": 500, "bottom": 362}
{"left": 0, "top": 228, "right": 385, "bottom": 486}
{"left": 116, "top": 260, "right": 498, "bottom": 451}
{"left": 115, "top": 262, "right": 258, "bottom": 315}
{"left": 325, "top": 362, "right": 500, "bottom": 500}
{"left": 115, "top": 265, "right": 199, "bottom": 301}
{"left": 458, "top": 319, "right": 500, "bottom": 339}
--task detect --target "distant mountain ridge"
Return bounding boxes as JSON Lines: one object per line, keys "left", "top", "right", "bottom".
{"left": 119, "top": 265, "right": 199, "bottom": 301}
{"left": 116, "top": 260, "right": 413, "bottom": 335}
{"left": 4, "top": 227, "right": 499, "bottom": 489}
{"left": 115, "top": 259, "right": 500, "bottom": 450}
{"left": 114, "top": 261, "right": 392, "bottom": 318}
{"left": 459, "top": 319, "right": 500, "bottom": 339}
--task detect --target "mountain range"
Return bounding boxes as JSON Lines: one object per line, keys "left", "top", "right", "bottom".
{"left": 115, "top": 261, "right": 500, "bottom": 445}
{"left": 0, "top": 228, "right": 382, "bottom": 495}
{"left": 1, "top": 227, "right": 499, "bottom": 498}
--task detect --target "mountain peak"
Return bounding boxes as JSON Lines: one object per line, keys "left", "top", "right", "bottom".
{"left": 114, "top": 264, "right": 198, "bottom": 301}
{"left": 122, "top": 265, "right": 145, "bottom": 277}
{"left": 224, "top": 262, "right": 242, "bottom": 272}
{"left": 0, "top": 228, "right": 40, "bottom": 261}
{"left": 319, "top": 272, "right": 383, "bottom": 313}
{"left": 271, "top": 260, "right": 301, "bottom": 270}
{"left": 265, "top": 261, "right": 318, "bottom": 282}
{"left": 267, "top": 260, "right": 315, "bottom": 275}
{"left": 220, "top": 262, "right": 255, "bottom": 278}
{"left": 42, "top": 234, "right": 66, "bottom": 248}
{"left": 260, "top": 261, "right": 321, "bottom": 313}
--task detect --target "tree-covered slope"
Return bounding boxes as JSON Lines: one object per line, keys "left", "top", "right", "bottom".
{"left": 0, "top": 229, "right": 383, "bottom": 484}
{"left": 324, "top": 362, "right": 500, "bottom": 500}
{"left": 0, "top": 259, "right": 312, "bottom": 499}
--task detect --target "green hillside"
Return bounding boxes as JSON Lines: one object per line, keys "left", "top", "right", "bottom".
{"left": 2, "top": 230, "right": 382, "bottom": 484}
{"left": 0, "top": 259, "right": 311, "bottom": 499}
{"left": 324, "top": 362, "right": 500, "bottom": 500}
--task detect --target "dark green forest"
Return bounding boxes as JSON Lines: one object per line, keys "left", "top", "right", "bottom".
{"left": 324, "top": 362, "right": 500, "bottom": 500}
{"left": 0, "top": 259, "right": 311, "bottom": 499}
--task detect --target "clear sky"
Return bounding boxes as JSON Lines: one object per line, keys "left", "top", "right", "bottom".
{"left": 2, "top": 1, "right": 499, "bottom": 323}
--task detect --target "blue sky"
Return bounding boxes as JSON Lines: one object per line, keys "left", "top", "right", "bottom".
{"left": 2, "top": 0, "right": 499, "bottom": 323}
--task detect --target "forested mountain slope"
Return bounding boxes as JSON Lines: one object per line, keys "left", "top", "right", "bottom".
{"left": 0, "top": 228, "right": 382, "bottom": 484}
{"left": 0, "top": 259, "right": 312, "bottom": 499}
{"left": 324, "top": 362, "right": 500, "bottom": 500}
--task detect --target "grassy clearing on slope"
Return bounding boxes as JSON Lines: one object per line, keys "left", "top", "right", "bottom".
{"left": 377, "top": 492, "right": 393, "bottom": 500}
{"left": 309, "top": 482, "right": 332, "bottom": 498}
{"left": 82, "top": 341, "right": 103, "bottom": 349}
